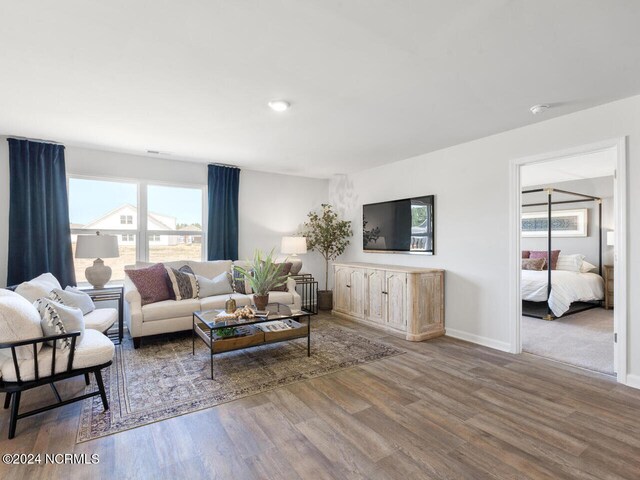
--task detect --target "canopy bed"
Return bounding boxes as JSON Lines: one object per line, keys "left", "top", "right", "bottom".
{"left": 521, "top": 187, "right": 605, "bottom": 320}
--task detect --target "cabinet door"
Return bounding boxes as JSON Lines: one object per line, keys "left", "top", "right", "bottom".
{"left": 349, "top": 268, "right": 366, "bottom": 319}
{"left": 366, "top": 269, "right": 386, "bottom": 324}
{"left": 386, "top": 272, "right": 407, "bottom": 328}
{"left": 334, "top": 267, "right": 351, "bottom": 313}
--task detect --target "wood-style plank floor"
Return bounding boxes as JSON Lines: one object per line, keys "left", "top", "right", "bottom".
{"left": 1, "top": 314, "right": 639, "bottom": 479}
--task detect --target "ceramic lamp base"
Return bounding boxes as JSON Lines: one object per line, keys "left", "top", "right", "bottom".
{"left": 85, "top": 258, "right": 112, "bottom": 289}
{"left": 288, "top": 257, "right": 303, "bottom": 275}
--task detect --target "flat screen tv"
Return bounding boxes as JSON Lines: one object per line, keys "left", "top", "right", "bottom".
{"left": 363, "top": 195, "right": 435, "bottom": 254}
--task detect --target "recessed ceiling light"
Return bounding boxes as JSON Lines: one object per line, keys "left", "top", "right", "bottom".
{"left": 530, "top": 104, "right": 550, "bottom": 115}
{"left": 268, "top": 100, "right": 291, "bottom": 112}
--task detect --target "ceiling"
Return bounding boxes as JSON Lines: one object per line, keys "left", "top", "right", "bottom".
{"left": 521, "top": 148, "right": 617, "bottom": 187}
{"left": 1, "top": 1, "right": 639, "bottom": 178}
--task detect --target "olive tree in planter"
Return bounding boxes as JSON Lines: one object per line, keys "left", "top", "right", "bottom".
{"left": 299, "top": 204, "right": 352, "bottom": 310}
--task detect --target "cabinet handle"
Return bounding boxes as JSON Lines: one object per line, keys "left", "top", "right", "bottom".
{"left": 346, "top": 285, "right": 351, "bottom": 288}
{"left": 382, "top": 291, "right": 388, "bottom": 295}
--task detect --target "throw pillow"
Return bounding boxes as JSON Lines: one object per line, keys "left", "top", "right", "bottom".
{"left": 522, "top": 251, "right": 531, "bottom": 259}
{"left": 125, "top": 263, "right": 172, "bottom": 306}
{"left": 232, "top": 266, "right": 253, "bottom": 294}
{"left": 166, "top": 265, "right": 196, "bottom": 300}
{"left": 14, "top": 273, "right": 62, "bottom": 303}
{"left": 522, "top": 258, "right": 546, "bottom": 271}
{"left": 270, "top": 262, "right": 293, "bottom": 292}
{"left": 555, "top": 254, "right": 586, "bottom": 272}
{"left": 49, "top": 287, "right": 96, "bottom": 315}
{"left": 580, "top": 260, "right": 598, "bottom": 273}
{"left": 529, "top": 250, "right": 561, "bottom": 270}
{"left": 34, "top": 298, "right": 85, "bottom": 349}
{"left": 197, "top": 272, "right": 234, "bottom": 298}
{"left": 166, "top": 266, "right": 199, "bottom": 301}
{"left": 0, "top": 289, "right": 44, "bottom": 361}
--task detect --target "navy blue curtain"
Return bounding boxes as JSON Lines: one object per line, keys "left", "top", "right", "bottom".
{"left": 207, "top": 164, "right": 240, "bottom": 260}
{"left": 7, "top": 138, "right": 76, "bottom": 287}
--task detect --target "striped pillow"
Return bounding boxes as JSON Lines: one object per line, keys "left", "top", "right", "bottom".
{"left": 165, "top": 266, "right": 199, "bottom": 301}
{"left": 556, "top": 254, "right": 585, "bottom": 272}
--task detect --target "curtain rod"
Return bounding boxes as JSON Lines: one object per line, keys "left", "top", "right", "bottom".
{"left": 208, "top": 162, "right": 239, "bottom": 169}
{"left": 7, "top": 136, "right": 65, "bottom": 146}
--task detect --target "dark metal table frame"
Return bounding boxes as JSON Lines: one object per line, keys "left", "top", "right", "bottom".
{"left": 291, "top": 274, "right": 319, "bottom": 315}
{"left": 80, "top": 285, "right": 124, "bottom": 344}
{"left": 192, "top": 303, "right": 314, "bottom": 379}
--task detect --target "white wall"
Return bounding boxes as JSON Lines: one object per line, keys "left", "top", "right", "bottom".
{"left": 0, "top": 143, "right": 328, "bottom": 285}
{"left": 521, "top": 176, "right": 614, "bottom": 267}
{"left": 329, "top": 95, "right": 640, "bottom": 382}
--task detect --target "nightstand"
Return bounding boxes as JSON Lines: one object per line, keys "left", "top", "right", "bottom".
{"left": 79, "top": 285, "right": 124, "bottom": 343}
{"left": 604, "top": 265, "right": 614, "bottom": 310}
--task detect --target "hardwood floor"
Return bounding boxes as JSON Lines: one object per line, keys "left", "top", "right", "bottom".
{"left": 1, "top": 314, "right": 639, "bottom": 479}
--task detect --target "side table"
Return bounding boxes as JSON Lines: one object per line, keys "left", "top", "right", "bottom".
{"left": 80, "top": 285, "right": 124, "bottom": 344}
{"left": 291, "top": 273, "right": 318, "bottom": 314}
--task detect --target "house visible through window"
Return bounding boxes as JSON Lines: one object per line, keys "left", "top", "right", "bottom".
{"left": 68, "top": 176, "right": 205, "bottom": 283}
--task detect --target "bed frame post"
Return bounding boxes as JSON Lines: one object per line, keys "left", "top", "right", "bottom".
{"left": 543, "top": 188, "right": 554, "bottom": 321}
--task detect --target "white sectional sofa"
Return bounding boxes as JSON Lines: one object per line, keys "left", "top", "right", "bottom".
{"left": 123, "top": 260, "right": 301, "bottom": 348}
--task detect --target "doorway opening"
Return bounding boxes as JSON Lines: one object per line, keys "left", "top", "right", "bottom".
{"left": 509, "top": 139, "right": 627, "bottom": 381}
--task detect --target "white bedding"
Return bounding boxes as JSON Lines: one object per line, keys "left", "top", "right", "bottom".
{"left": 521, "top": 270, "right": 604, "bottom": 317}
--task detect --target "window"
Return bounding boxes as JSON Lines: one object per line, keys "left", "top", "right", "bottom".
{"left": 69, "top": 177, "right": 138, "bottom": 283}
{"left": 68, "top": 176, "right": 205, "bottom": 284}
{"left": 147, "top": 184, "right": 203, "bottom": 263}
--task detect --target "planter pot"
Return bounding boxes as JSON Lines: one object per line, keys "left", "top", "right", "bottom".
{"left": 317, "top": 290, "right": 333, "bottom": 311}
{"left": 253, "top": 293, "right": 269, "bottom": 310}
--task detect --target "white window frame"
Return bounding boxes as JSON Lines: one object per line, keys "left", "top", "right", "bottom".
{"left": 67, "top": 175, "right": 207, "bottom": 274}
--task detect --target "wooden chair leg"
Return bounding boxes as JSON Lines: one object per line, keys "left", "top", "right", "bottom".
{"left": 8, "top": 391, "right": 21, "bottom": 439}
{"left": 84, "top": 373, "right": 91, "bottom": 385}
{"left": 94, "top": 369, "right": 109, "bottom": 411}
{"left": 3, "top": 392, "right": 12, "bottom": 409}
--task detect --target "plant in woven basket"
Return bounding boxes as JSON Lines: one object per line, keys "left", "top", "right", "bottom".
{"left": 299, "top": 203, "right": 352, "bottom": 291}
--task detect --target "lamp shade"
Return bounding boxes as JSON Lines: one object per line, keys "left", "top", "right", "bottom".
{"left": 281, "top": 236, "right": 307, "bottom": 255}
{"left": 607, "top": 231, "right": 615, "bottom": 247}
{"left": 75, "top": 233, "right": 120, "bottom": 259}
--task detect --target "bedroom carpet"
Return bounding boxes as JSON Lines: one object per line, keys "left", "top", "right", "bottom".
{"left": 76, "top": 318, "right": 403, "bottom": 442}
{"left": 522, "top": 307, "right": 614, "bottom": 375}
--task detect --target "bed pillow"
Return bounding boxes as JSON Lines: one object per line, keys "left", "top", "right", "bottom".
{"left": 522, "top": 251, "right": 531, "bottom": 259}
{"left": 522, "top": 258, "right": 546, "bottom": 271}
{"left": 556, "top": 254, "right": 585, "bottom": 272}
{"left": 580, "top": 260, "right": 598, "bottom": 273}
{"left": 125, "top": 263, "right": 172, "bottom": 305}
{"left": 49, "top": 287, "right": 96, "bottom": 315}
{"left": 529, "top": 250, "right": 561, "bottom": 270}
{"left": 197, "top": 272, "right": 234, "bottom": 298}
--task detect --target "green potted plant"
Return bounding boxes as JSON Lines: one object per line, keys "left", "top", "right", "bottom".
{"left": 234, "top": 249, "right": 289, "bottom": 310}
{"left": 299, "top": 204, "right": 352, "bottom": 310}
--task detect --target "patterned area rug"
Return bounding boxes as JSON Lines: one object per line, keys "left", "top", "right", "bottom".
{"left": 77, "top": 319, "right": 403, "bottom": 442}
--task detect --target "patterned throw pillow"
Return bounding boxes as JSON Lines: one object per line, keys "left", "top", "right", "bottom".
{"left": 522, "top": 258, "right": 546, "bottom": 271}
{"left": 166, "top": 266, "right": 199, "bottom": 301}
{"left": 522, "top": 250, "right": 531, "bottom": 259}
{"left": 125, "top": 263, "right": 172, "bottom": 305}
{"left": 270, "top": 262, "right": 293, "bottom": 292}
{"left": 232, "top": 266, "right": 252, "bottom": 294}
{"left": 529, "top": 250, "right": 561, "bottom": 270}
{"left": 34, "top": 298, "right": 85, "bottom": 350}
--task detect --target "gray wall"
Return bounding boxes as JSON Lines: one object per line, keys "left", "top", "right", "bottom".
{"left": 521, "top": 176, "right": 614, "bottom": 267}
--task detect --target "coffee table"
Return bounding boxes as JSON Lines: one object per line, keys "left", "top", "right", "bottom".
{"left": 192, "top": 303, "right": 313, "bottom": 379}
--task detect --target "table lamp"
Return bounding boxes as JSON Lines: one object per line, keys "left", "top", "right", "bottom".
{"left": 75, "top": 231, "right": 120, "bottom": 288}
{"left": 281, "top": 236, "right": 307, "bottom": 275}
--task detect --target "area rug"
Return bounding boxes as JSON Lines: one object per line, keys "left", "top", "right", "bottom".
{"left": 76, "top": 320, "right": 403, "bottom": 442}
{"left": 522, "top": 307, "right": 614, "bottom": 375}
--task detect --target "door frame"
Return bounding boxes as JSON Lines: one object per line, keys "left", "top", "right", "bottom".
{"left": 508, "top": 137, "right": 628, "bottom": 383}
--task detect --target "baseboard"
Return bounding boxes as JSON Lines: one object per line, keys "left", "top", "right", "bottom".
{"left": 445, "top": 328, "right": 511, "bottom": 352}
{"left": 625, "top": 374, "right": 640, "bottom": 390}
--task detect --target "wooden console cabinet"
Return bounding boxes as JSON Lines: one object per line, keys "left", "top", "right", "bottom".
{"left": 332, "top": 262, "right": 445, "bottom": 341}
